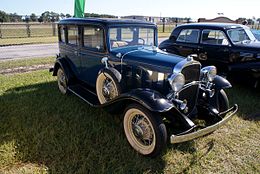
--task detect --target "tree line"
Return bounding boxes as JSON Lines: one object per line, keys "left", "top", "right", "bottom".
{"left": 0, "top": 10, "right": 116, "bottom": 23}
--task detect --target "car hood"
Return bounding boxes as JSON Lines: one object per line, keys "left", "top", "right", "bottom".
{"left": 111, "top": 46, "right": 185, "bottom": 73}
{"left": 234, "top": 40, "right": 260, "bottom": 50}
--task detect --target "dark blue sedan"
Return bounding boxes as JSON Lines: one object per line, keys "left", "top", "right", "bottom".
{"left": 50, "top": 18, "right": 237, "bottom": 157}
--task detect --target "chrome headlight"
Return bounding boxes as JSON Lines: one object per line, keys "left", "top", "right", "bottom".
{"left": 168, "top": 73, "right": 185, "bottom": 92}
{"left": 201, "top": 66, "right": 217, "bottom": 82}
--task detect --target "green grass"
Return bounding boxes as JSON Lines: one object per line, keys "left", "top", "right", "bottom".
{"left": 158, "top": 32, "right": 170, "bottom": 38}
{"left": 0, "top": 37, "right": 58, "bottom": 46}
{"left": 0, "top": 26, "right": 169, "bottom": 46}
{"left": 1, "top": 27, "right": 55, "bottom": 38}
{"left": 0, "top": 64, "right": 259, "bottom": 173}
{"left": 0, "top": 57, "right": 55, "bottom": 70}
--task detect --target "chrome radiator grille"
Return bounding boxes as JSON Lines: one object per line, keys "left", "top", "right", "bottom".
{"left": 178, "top": 63, "right": 201, "bottom": 115}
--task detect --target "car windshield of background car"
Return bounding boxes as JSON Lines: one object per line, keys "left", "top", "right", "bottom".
{"left": 227, "top": 28, "right": 256, "bottom": 43}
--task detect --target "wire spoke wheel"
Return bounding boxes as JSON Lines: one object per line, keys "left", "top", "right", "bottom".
{"left": 96, "top": 71, "right": 120, "bottom": 104}
{"left": 57, "top": 68, "right": 67, "bottom": 94}
{"left": 123, "top": 104, "right": 167, "bottom": 157}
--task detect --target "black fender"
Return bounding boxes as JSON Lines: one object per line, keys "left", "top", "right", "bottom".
{"left": 98, "top": 67, "right": 122, "bottom": 82}
{"left": 213, "top": 75, "right": 232, "bottom": 90}
{"left": 101, "top": 88, "right": 175, "bottom": 113}
{"left": 52, "top": 57, "right": 75, "bottom": 85}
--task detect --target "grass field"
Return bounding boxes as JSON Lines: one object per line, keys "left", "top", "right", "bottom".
{"left": 0, "top": 24, "right": 171, "bottom": 46}
{"left": 0, "top": 59, "right": 259, "bottom": 173}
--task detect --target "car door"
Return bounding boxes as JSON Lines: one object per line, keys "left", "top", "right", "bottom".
{"left": 78, "top": 24, "right": 107, "bottom": 87}
{"left": 64, "top": 25, "right": 81, "bottom": 77}
{"left": 174, "top": 29, "right": 200, "bottom": 56}
{"left": 199, "top": 29, "right": 231, "bottom": 69}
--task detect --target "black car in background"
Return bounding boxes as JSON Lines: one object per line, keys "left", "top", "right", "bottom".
{"left": 252, "top": 29, "right": 260, "bottom": 41}
{"left": 159, "top": 23, "right": 260, "bottom": 87}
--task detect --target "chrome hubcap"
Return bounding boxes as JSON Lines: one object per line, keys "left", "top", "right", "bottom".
{"left": 131, "top": 114, "right": 154, "bottom": 146}
{"left": 102, "top": 78, "right": 117, "bottom": 101}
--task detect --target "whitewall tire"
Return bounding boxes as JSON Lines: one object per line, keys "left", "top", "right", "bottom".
{"left": 96, "top": 71, "right": 121, "bottom": 104}
{"left": 57, "top": 68, "right": 68, "bottom": 95}
{"left": 123, "top": 104, "right": 167, "bottom": 157}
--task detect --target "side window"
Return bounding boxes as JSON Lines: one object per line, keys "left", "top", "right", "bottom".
{"left": 121, "top": 28, "right": 134, "bottom": 42}
{"left": 67, "top": 26, "right": 78, "bottom": 45}
{"left": 59, "top": 26, "right": 66, "bottom": 43}
{"left": 201, "top": 30, "right": 229, "bottom": 45}
{"left": 83, "top": 26, "right": 104, "bottom": 51}
{"left": 177, "top": 29, "right": 200, "bottom": 43}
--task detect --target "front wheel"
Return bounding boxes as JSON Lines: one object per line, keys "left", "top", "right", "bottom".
{"left": 216, "top": 89, "right": 229, "bottom": 112}
{"left": 96, "top": 70, "right": 121, "bottom": 104}
{"left": 123, "top": 104, "right": 167, "bottom": 157}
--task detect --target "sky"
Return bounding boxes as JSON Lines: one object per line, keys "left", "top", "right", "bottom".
{"left": 0, "top": 0, "right": 260, "bottom": 20}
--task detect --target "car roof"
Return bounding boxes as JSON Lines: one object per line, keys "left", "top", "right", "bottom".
{"left": 59, "top": 18, "right": 156, "bottom": 27}
{"left": 176, "top": 23, "right": 247, "bottom": 30}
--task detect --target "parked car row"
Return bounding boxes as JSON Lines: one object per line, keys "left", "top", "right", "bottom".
{"left": 50, "top": 18, "right": 239, "bottom": 157}
{"left": 159, "top": 23, "right": 260, "bottom": 87}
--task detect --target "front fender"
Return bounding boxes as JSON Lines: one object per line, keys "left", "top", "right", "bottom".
{"left": 102, "top": 88, "right": 175, "bottom": 113}
{"left": 213, "top": 75, "right": 232, "bottom": 89}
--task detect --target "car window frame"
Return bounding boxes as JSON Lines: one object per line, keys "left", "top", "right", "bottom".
{"left": 108, "top": 26, "right": 157, "bottom": 50}
{"left": 66, "top": 25, "right": 79, "bottom": 47}
{"left": 81, "top": 24, "right": 106, "bottom": 53}
{"left": 58, "top": 25, "right": 66, "bottom": 43}
{"left": 200, "top": 29, "right": 230, "bottom": 46}
{"left": 176, "top": 29, "right": 200, "bottom": 44}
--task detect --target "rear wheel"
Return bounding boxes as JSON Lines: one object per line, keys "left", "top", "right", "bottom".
{"left": 57, "top": 68, "right": 68, "bottom": 95}
{"left": 123, "top": 104, "right": 167, "bottom": 157}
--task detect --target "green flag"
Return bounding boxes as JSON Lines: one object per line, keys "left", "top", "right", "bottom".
{"left": 74, "top": 0, "right": 85, "bottom": 18}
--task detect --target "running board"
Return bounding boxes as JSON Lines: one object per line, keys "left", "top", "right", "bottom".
{"left": 68, "top": 84, "right": 100, "bottom": 107}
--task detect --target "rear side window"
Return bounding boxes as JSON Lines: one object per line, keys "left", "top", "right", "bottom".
{"left": 67, "top": 26, "right": 78, "bottom": 45}
{"left": 201, "top": 30, "right": 229, "bottom": 45}
{"left": 59, "top": 26, "right": 66, "bottom": 43}
{"left": 83, "top": 26, "right": 104, "bottom": 51}
{"left": 177, "top": 29, "right": 200, "bottom": 43}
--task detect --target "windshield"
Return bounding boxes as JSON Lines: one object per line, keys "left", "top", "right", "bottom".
{"left": 109, "top": 27, "right": 155, "bottom": 49}
{"left": 227, "top": 28, "right": 256, "bottom": 43}
{"left": 252, "top": 29, "right": 260, "bottom": 41}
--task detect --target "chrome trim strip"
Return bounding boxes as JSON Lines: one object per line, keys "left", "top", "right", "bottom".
{"left": 170, "top": 104, "right": 238, "bottom": 144}
{"left": 173, "top": 58, "right": 201, "bottom": 74}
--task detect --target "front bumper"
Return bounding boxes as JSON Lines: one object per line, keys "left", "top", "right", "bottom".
{"left": 170, "top": 104, "right": 238, "bottom": 144}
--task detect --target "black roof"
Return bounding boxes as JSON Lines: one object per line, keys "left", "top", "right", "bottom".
{"left": 59, "top": 18, "right": 155, "bottom": 26}
{"left": 177, "top": 23, "right": 247, "bottom": 30}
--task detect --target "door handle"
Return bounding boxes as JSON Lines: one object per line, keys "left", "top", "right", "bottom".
{"left": 78, "top": 52, "right": 87, "bottom": 56}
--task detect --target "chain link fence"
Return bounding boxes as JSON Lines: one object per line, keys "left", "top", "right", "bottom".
{"left": 0, "top": 22, "right": 57, "bottom": 39}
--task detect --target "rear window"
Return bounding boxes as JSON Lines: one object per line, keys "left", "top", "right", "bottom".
{"left": 177, "top": 29, "right": 200, "bottom": 43}
{"left": 67, "top": 26, "right": 78, "bottom": 45}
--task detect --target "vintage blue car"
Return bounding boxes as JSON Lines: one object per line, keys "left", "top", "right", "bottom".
{"left": 50, "top": 18, "right": 237, "bottom": 157}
